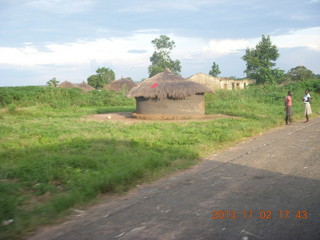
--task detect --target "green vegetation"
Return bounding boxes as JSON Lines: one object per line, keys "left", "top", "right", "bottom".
{"left": 209, "top": 61, "right": 221, "bottom": 77}
{"left": 148, "top": 35, "right": 182, "bottom": 77}
{"left": 87, "top": 67, "right": 115, "bottom": 89}
{"left": 286, "top": 66, "right": 318, "bottom": 82}
{"left": 46, "top": 77, "right": 60, "bottom": 87}
{"left": 241, "top": 35, "right": 319, "bottom": 85}
{"left": 242, "top": 34, "right": 281, "bottom": 85}
{"left": 0, "top": 86, "right": 133, "bottom": 108}
{"left": 0, "top": 82, "right": 319, "bottom": 239}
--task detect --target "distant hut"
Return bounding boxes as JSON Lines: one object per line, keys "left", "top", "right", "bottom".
{"left": 187, "top": 73, "right": 255, "bottom": 91}
{"left": 58, "top": 81, "right": 78, "bottom": 89}
{"left": 106, "top": 78, "right": 137, "bottom": 92}
{"left": 78, "top": 81, "right": 95, "bottom": 92}
{"left": 127, "top": 69, "right": 212, "bottom": 119}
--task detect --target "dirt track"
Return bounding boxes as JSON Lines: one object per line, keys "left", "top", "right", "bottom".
{"left": 83, "top": 112, "right": 233, "bottom": 123}
{"left": 28, "top": 118, "right": 320, "bottom": 240}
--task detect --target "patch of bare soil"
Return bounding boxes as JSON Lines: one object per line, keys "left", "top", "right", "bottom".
{"left": 82, "top": 112, "right": 233, "bottom": 124}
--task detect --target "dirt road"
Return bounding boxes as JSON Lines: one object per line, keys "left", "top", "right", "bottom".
{"left": 29, "top": 118, "right": 320, "bottom": 240}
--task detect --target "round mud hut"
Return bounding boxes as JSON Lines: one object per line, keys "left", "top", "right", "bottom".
{"left": 105, "top": 78, "right": 138, "bottom": 92}
{"left": 127, "top": 69, "right": 212, "bottom": 119}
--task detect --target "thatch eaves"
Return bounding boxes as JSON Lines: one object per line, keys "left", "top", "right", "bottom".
{"left": 106, "top": 78, "right": 138, "bottom": 92}
{"left": 127, "top": 69, "right": 212, "bottom": 100}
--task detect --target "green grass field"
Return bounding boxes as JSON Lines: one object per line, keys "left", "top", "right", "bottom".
{"left": 0, "top": 82, "right": 319, "bottom": 239}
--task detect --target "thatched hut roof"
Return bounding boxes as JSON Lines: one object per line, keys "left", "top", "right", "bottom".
{"left": 78, "top": 81, "right": 95, "bottom": 91}
{"left": 58, "top": 81, "right": 78, "bottom": 88}
{"left": 127, "top": 69, "right": 212, "bottom": 100}
{"left": 106, "top": 78, "right": 137, "bottom": 92}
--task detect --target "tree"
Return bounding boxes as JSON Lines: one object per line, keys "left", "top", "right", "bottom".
{"left": 286, "top": 66, "right": 314, "bottom": 81}
{"left": 148, "top": 35, "right": 181, "bottom": 77}
{"left": 87, "top": 75, "right": 101, "bottom": 89}
{"left": 209, "top": 62, "right": 221, "bottom": 77}
{"left": 87, "top": 67, "right": 115, "bottom": 89}
{"left": 47, "top": 77, "right": 59, "bottom": 87}
{"left": 242, "top": 35, "right": 280, "bottom": 84}
{"left": 271, "top": 68, "right": 286, "bottom": 84}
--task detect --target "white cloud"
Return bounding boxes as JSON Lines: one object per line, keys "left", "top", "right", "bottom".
{"left": 203, "top": 39, "right": 251, "bottom": 56}
{"left": 25, "top": 0, "right": 94, "bottom": 14}
{"left": 203, "top": 27, "right": 320, "bottom": 57}
{"left": 273, "top": 27, "right": 320, "bottom": 51}
{"left": 0, "top": 35, "right": 155, "bottom": 68}
{"left": 118, "top": 0, "right": 223, "bottom": 12}
{"left": 0, "top": 33, "right": 207, "bottom": 70}
{"left": 0, "top": 27, "right": 319, "bottom": 73}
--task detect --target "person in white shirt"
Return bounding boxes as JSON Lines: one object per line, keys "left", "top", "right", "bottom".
{"left": 302, "top": 89, "right": 312, "bottom": 122}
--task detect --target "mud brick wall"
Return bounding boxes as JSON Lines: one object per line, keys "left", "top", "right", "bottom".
{"left": 135, "top": 94, "right": 205, "bottom": 115}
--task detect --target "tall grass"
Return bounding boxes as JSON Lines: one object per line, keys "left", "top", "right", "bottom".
{"left": 206, "top": 83, "right": 320, "bottom": 122}
{"left": 0, "top": 83, "right": 319, "bottom": 239}
{"left": 0, "top": 86, "right": 134, "bottom": 108}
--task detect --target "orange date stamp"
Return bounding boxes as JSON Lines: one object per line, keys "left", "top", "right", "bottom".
{"left": 211, "top": 210, "right": 308, "bottom": 220}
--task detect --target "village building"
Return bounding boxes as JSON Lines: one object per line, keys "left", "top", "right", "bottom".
{"left": 187, "top": 73, "right": 255, "bottom": 91}
{"left": 127, "top": 69, "right": 212, "bottom": 119}
{"left": 105, "top": 78, "right": 137, "bottom": 92}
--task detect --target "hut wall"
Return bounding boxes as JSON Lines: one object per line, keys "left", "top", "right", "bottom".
{"left": 135, "top": 94, "right": 205, "bottom": 115}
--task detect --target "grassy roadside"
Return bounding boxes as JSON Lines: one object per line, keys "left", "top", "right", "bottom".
{"left": 0, "top": 83, "right": 319, "bottom": 239}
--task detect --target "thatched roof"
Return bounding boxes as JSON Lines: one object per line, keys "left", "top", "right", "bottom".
{"left": 78, "top": 81, "right": 95, "bottom": 91}
{"left": 127, "top": 69, "right": 212, "bottom": 100}
{"left": 58, "top": 81, "right": 78, "bottom": 88}
{"left": 106, "top": 78, "right": 138, "bottom": 92}
{"left": 57, "top": 81, "right": 95, "bottom": 91}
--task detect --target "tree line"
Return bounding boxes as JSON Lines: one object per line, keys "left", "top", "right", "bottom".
{"left": 48, "top": 35, "right": 319, "bottom": 89}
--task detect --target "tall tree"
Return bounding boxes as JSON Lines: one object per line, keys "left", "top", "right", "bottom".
{"left": 148, "top": 35, "right": 181, "bottom": 77}
{"left": 209, "top": 62, "right": 221, "bottom": 77}
{"left": 286, "top": 66, "right": 314, "bottom": 81}
{"left": 47, "top": 77, "right": 59, "bottom": 87}
{"left": 87, "top": 67, "right": 115, "bottom": 89}
{"left": 242, "top": 35, "right": 280, "bottom": 84}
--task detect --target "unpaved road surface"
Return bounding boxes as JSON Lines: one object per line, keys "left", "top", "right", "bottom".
{"left": 29, "top": 118, "right": 320, "bottom": 240}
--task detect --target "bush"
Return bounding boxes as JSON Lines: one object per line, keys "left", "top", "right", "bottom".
{"left": 285, "top": 79, "right": 320, "bottom": 93}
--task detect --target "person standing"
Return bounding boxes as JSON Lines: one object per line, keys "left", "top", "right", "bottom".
{"left": 302, "top": 89, "right": 312, "bottom": 122}
{"left": 285, "top": 91, "right": 293, "bottom": 125}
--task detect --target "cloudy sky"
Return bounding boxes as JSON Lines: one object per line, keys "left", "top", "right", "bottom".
{"left": 0, "top": 0, "right": 319, "bottom": 86}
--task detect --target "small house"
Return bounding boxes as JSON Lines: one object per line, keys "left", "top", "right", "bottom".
{"left": 127, "top": 69, "right": 212, "bottom": 119}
